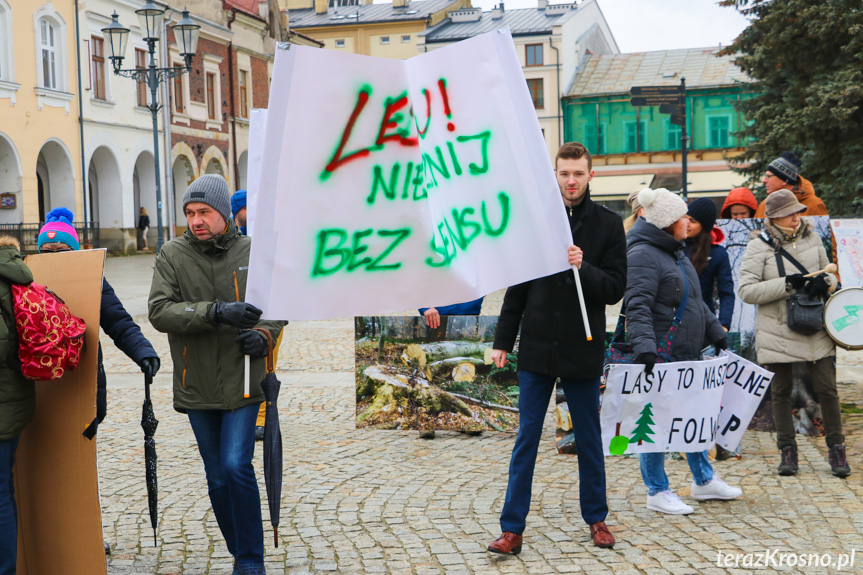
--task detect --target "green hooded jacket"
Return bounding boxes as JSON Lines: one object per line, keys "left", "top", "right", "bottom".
{"left": 0, "top": 237, "right": 35, "bottom": 440}
{"left": 148, "top": 222, "right": 285, "bottom": 413}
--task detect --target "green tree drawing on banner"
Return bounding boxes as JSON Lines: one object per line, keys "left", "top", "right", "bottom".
{"left": 629, "top": 402, "right": 656, "bottom": 445}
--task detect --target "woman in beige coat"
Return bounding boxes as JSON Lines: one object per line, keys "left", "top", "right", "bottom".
{"left": 738, "top": 189, "right": 849, "bottom": 477}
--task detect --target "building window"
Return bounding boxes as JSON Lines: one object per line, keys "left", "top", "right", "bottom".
{"left": 401, "top": 35, "right": 410, "bottom": 43}
{"left": 39, "top": 19, "right": 57, "bottom": 89}
{"left": 708, "top": 115, "right": 730, "bottom": 148}
{"left": 525, "top": 44, "right": 543, "bottom": 67}
{"left": 335, "top": 38, "right": 345, "bottom": 48}
{"left": 624, "top": 120, "right": 646, "bottom": 153}
{"left": 526, "top": 78, "right": 543, "bottom": 109}
{"left": 91, "top": 36, "right": 106, "bottom": 100}
{"left": 665, "top": 120, "right": 681, "bottom": 150}
{"left": 380, "top": 36, "right": 390, "bottom": 45}
{"left": 135, "top": 48, "right": 147, "bottom": 107}
{"left": 239, "top": 69, "right": 249, "bottom": 118}
{"left": 585, "top": 123, "right": 606, "bottom": 155}
{"left": 0, "top": 0, "right": 13, "bottom": 83}
{"left": 173, "top": 64, "right": 185, "bottom": 113}
{"left": 206, "top": 72, "right": 216, "bottom": 120}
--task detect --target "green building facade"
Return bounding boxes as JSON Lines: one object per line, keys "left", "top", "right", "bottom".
{"left": 563, "top": 87, "right": 757, "bottom": 157}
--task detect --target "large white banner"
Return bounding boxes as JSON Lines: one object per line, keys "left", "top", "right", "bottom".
{"left": 247, "top": 30, "right": 572, "bottom": 321}
{"left": 245, "top": 108, "right": 268, "bottom": 238}
{"left": 601, "top": 352, "right": 772, "bottom": 455}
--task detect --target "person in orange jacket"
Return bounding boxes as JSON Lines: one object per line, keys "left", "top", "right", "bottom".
{"left": 753, "top": 152, "right": 828, "bottom": 217}
{"left": 720, "top": 187, "right": 759, "bottom": 219}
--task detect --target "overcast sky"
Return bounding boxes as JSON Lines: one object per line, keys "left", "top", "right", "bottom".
{"left": 444, "top": 0, "right": 752, "bottom": 53}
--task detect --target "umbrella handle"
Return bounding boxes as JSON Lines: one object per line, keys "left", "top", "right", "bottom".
{"left": 145, "top": 372, "right": 153, "bottom": 402}
{"left": 253, "top": 327, "right": 275, "bottom": 373}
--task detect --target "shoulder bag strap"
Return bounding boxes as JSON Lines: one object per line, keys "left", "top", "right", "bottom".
{"left": 758, "top": 230, "right": 807, "bottom": 276}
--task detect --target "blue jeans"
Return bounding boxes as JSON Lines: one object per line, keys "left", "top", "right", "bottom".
{"left": 639, "top": 450, "right": 713, "bottom": 496}
{"left": 0, "top": 436, "right": 20, "bottom": 575}
{"left": 188, "top": 404, "right": 264, "bottom": 572}
{"left": 500, "top": 370, "right": 608, "bottom": 534}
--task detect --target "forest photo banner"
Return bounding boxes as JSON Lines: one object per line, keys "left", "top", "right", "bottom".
{"left": 246, "top": 30, "right": 572, "bottom": 320}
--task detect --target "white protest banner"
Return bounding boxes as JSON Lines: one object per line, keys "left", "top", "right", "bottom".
{"left": 247, "top": 30, "right": 572, "bottom": 321}
{"left": 601, "top": 356, "right": 727, "bottom": 455}
{"left": 716, "top": 351, "right": 773, "bottom": 450}
{"left": 245, "top": 108, "right": 268, "bottom": 238}
{"left": 831, "top": 219, "right": 863, "bottom": 288}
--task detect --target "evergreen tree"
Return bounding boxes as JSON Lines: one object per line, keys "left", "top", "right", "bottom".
{"left": 629, "top": 402, "right": 656, "bottom": 446}
{"left": 720, "top": 0, "right": 863, "bottom": 215}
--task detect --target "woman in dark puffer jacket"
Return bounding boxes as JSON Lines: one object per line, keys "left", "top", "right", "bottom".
{"left": 625, "top": 188, "right": 742, "bottom": 516}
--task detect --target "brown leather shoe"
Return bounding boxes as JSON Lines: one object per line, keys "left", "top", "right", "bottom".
{"left": 590, "top": 521, "right": 615, "bottom": 548}
{"left": 488, "top": 532, "right": 522, "bottom": 555}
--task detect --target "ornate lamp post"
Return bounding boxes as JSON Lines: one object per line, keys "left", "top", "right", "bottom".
{"left": 102, "top": 3, "right": 199, "bottom": 252}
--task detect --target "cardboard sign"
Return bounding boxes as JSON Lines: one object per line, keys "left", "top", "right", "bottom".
{"left": 247, "top": 30, "right": 572, "bottom": 321}
{"left": 601, "top": 353, "right": 773, "bottom": 455}
{"left": 15, "top": 250, "right": 106, "bottom": 575}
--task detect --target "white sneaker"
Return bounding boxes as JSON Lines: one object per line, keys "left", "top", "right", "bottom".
{"left": 646, "top": 490, "right": 694, "bottom": 515}
{"left": 690, "top": 477, "right": 743, "bottom": 500}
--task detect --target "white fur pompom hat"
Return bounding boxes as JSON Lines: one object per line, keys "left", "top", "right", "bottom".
{"left": 637, "top": 187, "right": 688, "bottom": 230}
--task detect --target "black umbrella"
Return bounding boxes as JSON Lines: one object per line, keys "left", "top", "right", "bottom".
{"left": 141, "top": 372, "right": 159, "bottom": 546}
{"left": 254, "top": 328, "right": 283, "bottom": 548}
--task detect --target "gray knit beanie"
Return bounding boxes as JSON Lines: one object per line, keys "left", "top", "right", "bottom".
{"left": 182, "top": 174, "right": 231, "bottom": 222}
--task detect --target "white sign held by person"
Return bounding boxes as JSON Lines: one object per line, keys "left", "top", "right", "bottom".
{"left": 601, "top": 353, "right": 772, "bottom": 455}
{"left": 246, "top": 30, "right": 572, "bottom": 320}
{"left": 244, "top": 108, "right": 268, "bottom": 238}
{"left": 602, "top": 356, "right": 727, "bottom": 455}
{"left": 716, "top": 351, "right": 773, "bottom": 450}
{"left": 831, "top": 219, "right": 863, "bottom": 288}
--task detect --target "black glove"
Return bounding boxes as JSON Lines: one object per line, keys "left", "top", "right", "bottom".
{"left": 235, "top": 330, "right": 269, "bottom": 357}
{"left": 714, "top": 337, "right": 728, "bottom": 351}
{"left": 140, "top": 357, "right": 160, "bottom": 378}
{"left": 786, "top": 273, "right": 807, "bottom": 290}
{"left": 212, "top": 301, "right": 263, "bottom": 329}
{"left": 804, "top": 274, "right": 830, "bottom": 297}
{"left": 636, "top": 352, "right": 657, "bottom": 376}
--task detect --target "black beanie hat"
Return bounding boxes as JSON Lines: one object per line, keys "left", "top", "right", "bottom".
{"left": 687, "top": 198, "right": 717, "bottom": 232}
{"left": 766, "top": 151, "right": 801, "bottom": 184}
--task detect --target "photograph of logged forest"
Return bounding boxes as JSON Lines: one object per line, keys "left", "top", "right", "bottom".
{"left": 354, "top": 316, "right": 520, "bottom": 432}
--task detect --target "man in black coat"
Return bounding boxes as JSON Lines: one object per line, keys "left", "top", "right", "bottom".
{"left": 487, "top": 142, "right": 627, "bottom": 554}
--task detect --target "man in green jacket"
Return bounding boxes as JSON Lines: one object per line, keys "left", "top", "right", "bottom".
{"left": 148, "top": 174, "right": 284, "bottom": 575}
{"left": 0, "top": 236, "right": 35, "bottom": 575}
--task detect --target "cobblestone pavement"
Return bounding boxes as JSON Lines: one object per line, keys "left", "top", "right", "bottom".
{"left": 98, "top": 254, "right": 863, "bottom": 574}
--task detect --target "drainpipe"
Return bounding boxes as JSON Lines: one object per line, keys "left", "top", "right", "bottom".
{"left": 161, "top": 7, "right": 175, "bottom": 238}
{"left": 227, "top": 9, "right": 240, "bottom": 191}
{"left": 549, "top": 37, "right": 561, "bottom": 148}
{"left": 74, "top": 0, "right": 89, "bottom": 241}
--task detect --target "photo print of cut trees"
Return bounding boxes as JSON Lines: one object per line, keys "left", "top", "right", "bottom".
{"left": 355, "top": 316, "right": 519, "bottom": 432}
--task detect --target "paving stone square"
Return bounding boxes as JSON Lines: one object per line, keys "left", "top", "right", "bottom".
{"left": 96, "top": 254, "right": 863, "bottom": 573}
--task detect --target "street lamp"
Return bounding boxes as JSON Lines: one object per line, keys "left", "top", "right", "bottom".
{"left": 102, "top": 4, "right": 200, "bottom": 252}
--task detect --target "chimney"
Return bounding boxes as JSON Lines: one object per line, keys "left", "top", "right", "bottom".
{"left": 315, "top": 0, "right": 327, "bottom": 14}
{"left": 538, "top": 0, "right": 546, "bottom": 8}
{"left": 491, "top": 3, "right": 504, "bottom": 18}
{"left": 393, "top": 0, "right": 406, "bottom": 7}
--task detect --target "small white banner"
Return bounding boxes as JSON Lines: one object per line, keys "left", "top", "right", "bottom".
{"left": 601, "top": 352, "right": 772, "bottom": 455}
{"left": 715, "top": 350, "right": 773, "bottom": 450}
